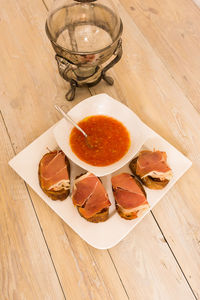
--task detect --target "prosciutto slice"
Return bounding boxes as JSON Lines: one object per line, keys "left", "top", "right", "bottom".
{"left": 112, "top": 173, "right": 145, "bottom": 197}
{"left": 40, "top": 151, "right": 69, "bottom": 190}
{"left": 136, "top": 150, "right": 171, "bottom": 178}
{"left": 111, "top": 173, "right": 149, "bottom": 216}
{"left": 72, "top": 172, "right": 111, "bottom": 218}
{"left": 72, "top": 173, "right": 99, "bottom": 206}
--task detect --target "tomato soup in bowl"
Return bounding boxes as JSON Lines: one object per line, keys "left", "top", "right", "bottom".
{"left": 69, "top": 115, "right": 130, "bottom": 166}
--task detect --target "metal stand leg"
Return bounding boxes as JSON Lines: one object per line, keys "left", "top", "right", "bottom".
{"left": 65, "top": 80, "right": 77, "bottom": 101}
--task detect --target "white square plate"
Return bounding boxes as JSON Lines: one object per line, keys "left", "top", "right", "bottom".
{"left": 9, "top": 94, "right": 192, "bottom": 249}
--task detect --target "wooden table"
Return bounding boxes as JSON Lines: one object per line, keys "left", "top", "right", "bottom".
{"left": 1, "top": 0, "right": 200, "bottom": 299}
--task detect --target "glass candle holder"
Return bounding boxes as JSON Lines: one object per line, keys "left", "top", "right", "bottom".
{"left": 45, "top": 0, "right": 123, "bottom": 101}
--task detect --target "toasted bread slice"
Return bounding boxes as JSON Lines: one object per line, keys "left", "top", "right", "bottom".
{"left": 115, "top": 201, "right": 138, "bottom": 220}
{"left": 113, "top": 175, "right": 148, "bottom": 220}
{"left": 38, "top": 151, "right": 70, "bottom": 201}
{"left": 73, "top": 172, "right": 110, "bottom": 223}
{"left": 77, "top": 207, "right": 109, "bottom": 223}
{"left": 129, "top": 157, "right": 169, "bottom": 190}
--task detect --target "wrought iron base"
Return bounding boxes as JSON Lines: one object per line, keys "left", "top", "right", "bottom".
{"left": 55, "top": 40, "right": 122, "bottom": 101}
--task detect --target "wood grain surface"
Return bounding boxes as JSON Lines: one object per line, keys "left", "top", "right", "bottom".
{"left": 1, "top": 0, "right": 200, "bottom": 299}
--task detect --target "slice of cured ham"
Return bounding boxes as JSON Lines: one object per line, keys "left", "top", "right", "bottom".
{"left": 111, "top": 173, "right": 149, "bottom": 219}
{"left": 112, "top": 189, "right": 145, "bottom": 210}
{"left": 72, "top": 172, "right": 111, "bottom": 219}
{"left": 40, "top": 150, "right": 70, "bottom": 191}
{"left": 72, "top": 173, "right": 99, "bottom": 206}
{"left": 136, "top": 150, "right": 172, "bottom": 179}
{"left": 112, "top": 173, "right": 145, "bottom": 197}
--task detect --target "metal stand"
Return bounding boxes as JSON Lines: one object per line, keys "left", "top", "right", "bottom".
{"left": 55, "top": 40, "right": 122, "bottom": 101}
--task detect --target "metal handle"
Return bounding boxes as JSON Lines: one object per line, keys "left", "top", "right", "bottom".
{"left": 54, "top": 105, "right": 88, "bottom": 138}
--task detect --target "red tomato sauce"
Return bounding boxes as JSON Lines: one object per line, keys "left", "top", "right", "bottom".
{"left": 69, "top": 115, "right": 130, "bottom": 166}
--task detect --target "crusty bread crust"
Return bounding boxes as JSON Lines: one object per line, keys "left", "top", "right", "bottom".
{"left": 113, "top": 176, "right": 147, "bottom": 220}
{"left": 77, "top": 207, "right": 109, "bottom": 223}
{"left": 38, "top": 152, "right": 70, "bottom": 201}
{"left": 115, "top": 201, "right": 138, "bottom": 220}
{"left": 129, "top": 157, "right": 169, "bottom": 190}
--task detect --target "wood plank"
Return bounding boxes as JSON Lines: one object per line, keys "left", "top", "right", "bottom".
{"left": 28, "top": 189, "right": 129, "bottom": 300}
{"left": 109, "top": 213, "right": 195, "bottom": 300}
{"left": 0, "top": 113, "right": 65, "bottom": 299}
{"left": 86, "top": 0, "right": 200, "bottom": 297}
{"left": 0, "top": 0, "right": 129, "bottom": 299}
{"left": 0, "top": 0, "right": 89, "bottom": 150}
{"left": 120, "top": 0, "right": 200, "bottom": 113}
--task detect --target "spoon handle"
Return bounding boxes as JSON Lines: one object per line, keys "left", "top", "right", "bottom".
{"left": 54, "top": 105, "right": 88, "bottom": 138}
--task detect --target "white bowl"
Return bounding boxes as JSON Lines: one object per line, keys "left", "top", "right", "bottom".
{"left": 53, "top": 94, "right": 150, "bottom": 177}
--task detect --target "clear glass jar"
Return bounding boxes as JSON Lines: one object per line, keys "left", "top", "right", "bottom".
{"left": 46, "top": 0, "right": 122, "bottom": 65}
{"left": 45, "top": 0, "right": 123, "bottom": 100}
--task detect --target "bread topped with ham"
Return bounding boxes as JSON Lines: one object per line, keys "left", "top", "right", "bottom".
{"left": 111, "top": 173, "right": 149, "bottom": 220}
{"left": 38, "top": 150, "right": 70, "bottom": 200}
{"left": 129, "top": 150, "right": 173, "bottom": 189}
{"left": 72, "top": 172, "right": 111, "bottom": 223}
